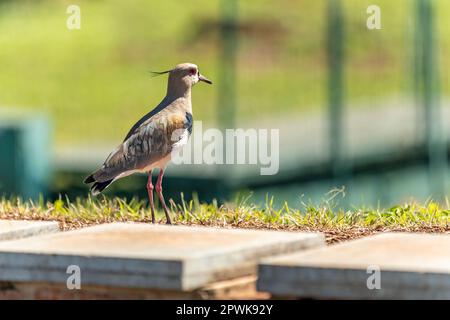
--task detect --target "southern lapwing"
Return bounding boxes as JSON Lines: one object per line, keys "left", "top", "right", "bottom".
{"left": 84, "top": 63, "right": 212, "bottom": 224}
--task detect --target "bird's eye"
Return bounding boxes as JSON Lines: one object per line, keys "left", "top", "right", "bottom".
{"left": 189, "top": 68, "right": 197, "bottom": 75}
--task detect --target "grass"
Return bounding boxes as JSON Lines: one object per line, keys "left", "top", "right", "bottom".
{"left": 1, "top": 191, "right": 450, "bottom": 244}
{"left": 1, "top": 0, "right": 449, "bottom": 145}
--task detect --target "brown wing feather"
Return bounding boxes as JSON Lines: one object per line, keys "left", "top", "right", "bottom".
{"left": 90, "top": 107, "right": 188, "bottom": 182}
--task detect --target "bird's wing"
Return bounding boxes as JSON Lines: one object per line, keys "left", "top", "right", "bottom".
{"left": 122, "top": 101, "right": 167, "bottom": 142}
{"left": 91, "top": 109, "right": 192, "bottom": 182}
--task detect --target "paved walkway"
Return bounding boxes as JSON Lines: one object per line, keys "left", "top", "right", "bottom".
{"left": 1, "top": 220, "right": 450, "bottom": 299}
{"left": 258, "top": 232, "right": 450, "bottom": 299}
{"left": 0, "top": 221, "right": 323, "bottom": 299}
{"left": 0, "top": 220, "right": 58, "bottom": 241}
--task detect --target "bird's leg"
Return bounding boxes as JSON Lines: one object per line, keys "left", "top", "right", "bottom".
{"left": 146, "top": 170, "right": 156, "bottom": 224}
{"left": 155, "top": 168, "right": 172, "bottom": 225}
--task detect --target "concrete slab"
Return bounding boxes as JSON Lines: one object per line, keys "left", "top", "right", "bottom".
{"left": 0, "top": 223, "right": 324, "bottom": 291}
{"left": 257, "top": 232, "right": 450, "bottom": 299}
{"left": 0, "top": 220, "right": 59, "bottom": 241}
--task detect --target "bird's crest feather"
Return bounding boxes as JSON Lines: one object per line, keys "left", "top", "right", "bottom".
{"left": 149, "top": 69, "right": 172, "bottom": 77}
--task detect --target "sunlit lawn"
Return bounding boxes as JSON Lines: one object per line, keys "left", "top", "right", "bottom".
{"left": 1, "top": 191, "right": 449, "bottom": 244}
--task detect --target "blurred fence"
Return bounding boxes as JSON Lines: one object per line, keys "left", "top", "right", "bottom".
{"left": 219, "top": 0, "right": 449, "bottom": 206}
{"left": 0, "top": 115, "right": 51, "bottom": 199}
{"left": 0, "top": 0, "right": 449, "bottom": 207}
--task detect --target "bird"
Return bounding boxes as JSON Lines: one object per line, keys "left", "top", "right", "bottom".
{"left": 84, "top": 62, "right": 212, "bottom": 224}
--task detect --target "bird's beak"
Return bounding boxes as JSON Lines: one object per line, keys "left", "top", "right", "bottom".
{"left": 199, "top": 74, "right": 212, "bottom": 84}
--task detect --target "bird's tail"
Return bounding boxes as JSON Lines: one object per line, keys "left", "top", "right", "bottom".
{"left": 84, "top": 174, "right": 114, "bottom": 196}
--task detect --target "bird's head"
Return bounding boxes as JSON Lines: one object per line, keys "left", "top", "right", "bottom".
{"left": 152, "top": 63, "right": 212, "bottom": 97}
{"left": 171, "top": 63, "right": 212, "bottom": 86}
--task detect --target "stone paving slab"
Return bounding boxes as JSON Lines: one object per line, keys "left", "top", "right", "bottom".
{"left": 0, "top": 223, "right": 324, "bottom": 291}
{"left": 0, "top": 220, "right": 59, "bottom": 241}
{"left": 257, "top": 232, "right": 450, "bottom": 299}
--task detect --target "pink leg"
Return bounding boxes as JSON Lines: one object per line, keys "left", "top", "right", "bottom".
{"left": 155, "top": 168, "right": 172, "bottom": 225}
{"left": 146, "top": 170, "right": 156, "bottom": 223}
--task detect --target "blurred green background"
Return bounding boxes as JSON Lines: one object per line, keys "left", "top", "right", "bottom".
{"left": 0, "top": 0, "right": 449, "bottom": 207}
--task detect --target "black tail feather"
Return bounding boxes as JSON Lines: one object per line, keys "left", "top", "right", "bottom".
{"left": 90, "top": 179, "right": 114, "bottom": 195}
{"left": 84, "top": 174, "right": 95, "bottom": 184}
